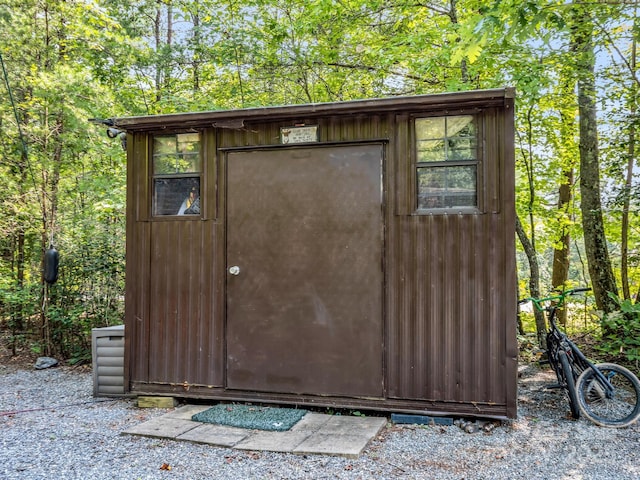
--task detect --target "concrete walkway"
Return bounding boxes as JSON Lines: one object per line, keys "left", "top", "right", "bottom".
{"left": 123, "top": 405, "right": 388, "bottom": 458}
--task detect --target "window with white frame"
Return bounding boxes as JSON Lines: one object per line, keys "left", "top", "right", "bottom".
{"left": 415, "top": 115, "right": 478, "bottom": 210}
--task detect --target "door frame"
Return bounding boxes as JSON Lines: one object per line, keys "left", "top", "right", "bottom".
{"left": 221, "top": 140, "right": 388, "bottom": 397}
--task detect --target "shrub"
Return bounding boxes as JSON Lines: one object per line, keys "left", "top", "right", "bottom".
{"left": 598, "top": 293, "right": 640, "bottom": 365}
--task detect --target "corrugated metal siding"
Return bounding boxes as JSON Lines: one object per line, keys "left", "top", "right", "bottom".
{"left": 386, "top": 102, "right": 516, "bottom": 413}
{"left": 387, "top": 213, "right": 514, "bottom": 405}
{"left": 147, "top": 220, "right": 214, "bottom": 385}
{"left": 124, "top": 90, "right": 517, "bottom": 418}
{"left": 124, "top": 133, "right": 149, "bottom": 386}
{"left": 125, "top": 131, "right": 225, "bottom": 390}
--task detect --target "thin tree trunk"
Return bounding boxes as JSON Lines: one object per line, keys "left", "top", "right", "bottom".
{"left": 448, "top": 0, "right": 469, "bottom": 84}
{"left": 572, "top": 8, "right": 618, "bottom": 314}
{"left": 621, "top": 27, "right": 636, "bottom": 301}
{"left": 165, "top": 0, "right": 173, "bottom": 94}
{"left": 551, "top": 168, "right": 573, "bottom": 327}
{"left": 192, "top": 8, "right": 201, "bottom": 93}
{"left": 154, "top": 3, "right": 162, "bottom": 103}
{"left": 516, "top": 215, "right": 546, "bottom": 348}
{"left": 15, "top": 161, "right": 28, "bottom": 333}
{"left": 551, "top": 76, "right": 576, "bottom": 326}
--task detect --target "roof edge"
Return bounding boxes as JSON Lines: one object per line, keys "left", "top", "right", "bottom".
{"left": 112, "top": 88, "right": 514, "bottom": 132}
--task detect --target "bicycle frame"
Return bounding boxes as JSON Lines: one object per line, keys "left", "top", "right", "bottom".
{"left": 521, "top": 288, "right": 640, "bottom": 427}
{"left": 526, "top": 289, "right": 616, "bottom": 400}
{"left": 559, "top": 332, "right": 615, "bottom": 399}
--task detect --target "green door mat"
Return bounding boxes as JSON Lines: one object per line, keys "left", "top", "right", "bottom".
{"left": 192, "top": 404, "right": 308, "bottom": 431}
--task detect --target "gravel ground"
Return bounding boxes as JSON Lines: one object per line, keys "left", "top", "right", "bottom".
{"left": 1, "top": 362, "right": 639, "bottom": 480}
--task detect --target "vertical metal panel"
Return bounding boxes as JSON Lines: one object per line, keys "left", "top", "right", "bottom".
{"left": 126, "top": 132, "right": 225, "bottom": 390}
{"left": 394, "top": 114, "right": 412, "bottom": 215}
{"left": 387, "top": 213, "right": 512, "bottom": 403}
{"left": 501, "top": 94, "right": 518, "bottom": 417}
{"left": 386, "top": 105, "right": 516, "bottom": 414}
{"left": 124, "top": 90, "right": 516, "bottom": 418}
{"left": 144, "top": 218, "right": 222, "bottom": 387}
{"left": 124, "top": 133, "right": 150, "bottom": 386}
{"left": 144, "top": 221, "right": 223, "bottom": 385}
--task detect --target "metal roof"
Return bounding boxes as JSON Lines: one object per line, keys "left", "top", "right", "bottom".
{"left": 113, "top": 88, "right": 514, "bottom": 132}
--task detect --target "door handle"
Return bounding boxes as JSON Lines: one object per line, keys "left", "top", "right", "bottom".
{"left": 228, "top": 265, "right": 240, "bottom": 276}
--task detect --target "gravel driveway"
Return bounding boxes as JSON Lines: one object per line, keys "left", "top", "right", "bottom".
{"left": 1, "top": 362, "right": 639, "bottom": 479}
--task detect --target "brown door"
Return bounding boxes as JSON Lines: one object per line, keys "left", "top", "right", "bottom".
{"left": 226, "top": 144, "right": 384, "bottom": 397}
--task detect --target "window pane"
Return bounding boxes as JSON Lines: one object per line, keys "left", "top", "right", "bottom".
{"left": 153, "top": 177, "right": 201, "bottom": 216}
{"left": 447, "top": 116, "right": 476, "bottom": 161}
{"left": 416, "top": 117, "right": 445, "bottom": 139}
{"left": 448, "top": 137, "right": 476, "bottom": 161}
{"left": 416, "top": 115, "right": 476, "bottom": 163}
{"left": 153, "top": 136, "right": 174, "bottom": 155}
{"left": 417, "top": 166, "right": 477, "bottom": 209}
{"left": 417, "top": 139, "right": 445, "bottom": 162}
{"left": 446, "top": 116, "right": 475, "bottom": 138}
{"left": 153, "top": 133, "right": 201, "bottom": 174}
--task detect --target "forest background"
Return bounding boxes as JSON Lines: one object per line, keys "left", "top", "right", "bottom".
{"left": 0, "top": 0, "right": 639, "bottom": 367}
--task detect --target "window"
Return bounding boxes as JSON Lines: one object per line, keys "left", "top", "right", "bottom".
{"left": 415, "top": 115, "right": 478, "bottom": 210}
{"left": 152, "top": 133, "right": 201, "bottom": 216}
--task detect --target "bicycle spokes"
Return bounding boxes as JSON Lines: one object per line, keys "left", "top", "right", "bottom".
{"left": 576, "top": 364, "right": 640, "bottom": 428}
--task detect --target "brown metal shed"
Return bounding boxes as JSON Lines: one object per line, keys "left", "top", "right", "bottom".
{"left": 116, "top": 88, "right": 517, "bottom": 419}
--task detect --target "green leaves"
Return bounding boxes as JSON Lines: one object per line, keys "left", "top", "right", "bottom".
{"left": 599, "top": 294, "right": 640, "bottom": 363}
{"left": 0, "top": 0, "right": 639, "bottom": 359}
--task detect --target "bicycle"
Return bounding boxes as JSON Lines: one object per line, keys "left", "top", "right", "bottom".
{"left": 519, "top": 287, "right": 640, "bottom": 428}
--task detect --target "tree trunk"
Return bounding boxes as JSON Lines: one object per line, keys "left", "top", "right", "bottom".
{"left": 448, "top": 0, "right": 469, "bottom": 84}
{"left": 154, "top": 2, "right": 162, "bottom": 103}
{"left": 516, "top": 215, "right": 546, "bottom": 348}
{"left": 621, "top": 31, "right": 636, "bottom": 301}
{"left": 551, "top": 168, "right": 573, "bottom": 327}
{"left": 551, "top": 75, "right": 577, "bottom": 326}
{"left": 191, "top": 8, "right": 201, "bottom": 93}
{"left": 572, "top": 9, "right": 618, "bottom": 314}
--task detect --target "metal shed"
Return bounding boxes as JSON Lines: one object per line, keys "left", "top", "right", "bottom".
{"left": 116, "top": 88, "right": 517, "bottom": 419}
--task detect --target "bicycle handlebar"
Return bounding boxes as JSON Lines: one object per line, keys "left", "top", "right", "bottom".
{"left": 567, "top": 287, "right": 591, "bottom": 294}
{"left": 518, "top": 287, "right": 591, "bottom": 311}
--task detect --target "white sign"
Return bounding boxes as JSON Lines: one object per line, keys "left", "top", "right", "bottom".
{"left": 280, "top": 125, "right": 319, "bottom": 144}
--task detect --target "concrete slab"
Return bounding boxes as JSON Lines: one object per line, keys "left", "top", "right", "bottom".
{"left": 177, "top": 423, "right": 249, "bottom": 447}
{"left": 163, "top": 404, "right": 211, "bottom": 420}
{"left": 122, "top": 417, "right": 198, "bottom": 439}
{"left": 123, "top": 405, "right": 388, "bottom": 458}
{"left": 234, "top": 430, "right": 313, "bottom": 453}
{"left": 290, "top": 413, "right": 332, "bottom": 432}
{"left": 319, "top": 415, "right": 387, "bottom": 437}
{"left": 293, "top": 416, "right": 387, "bottom": 458}
{"left": 293, "top": 433, "right": 373, "bottom": 458}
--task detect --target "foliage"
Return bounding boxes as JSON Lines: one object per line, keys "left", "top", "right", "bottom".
{"left": 598, "top": 294, "right": 640, "bottom": 365}
{"left": 0, "top": 0, "right": 638, "bottom": 361}
{"left": 0, "top": 0, "right": 127, "bottom": 359}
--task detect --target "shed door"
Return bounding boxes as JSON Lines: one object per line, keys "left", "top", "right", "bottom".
{"left": 226, "top": 144, "right": 383, "bottom": 397}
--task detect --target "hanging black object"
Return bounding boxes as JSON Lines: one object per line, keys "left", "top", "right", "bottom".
{"left": 44, "top": 246, "right": 59, "bottom": 284}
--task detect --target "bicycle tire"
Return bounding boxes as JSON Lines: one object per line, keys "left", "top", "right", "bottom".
{"left": 576, "top": 363, "right": 640, "bottom": 428}
{"left": 558, "top": 350, "right": 581, "bottom": 419}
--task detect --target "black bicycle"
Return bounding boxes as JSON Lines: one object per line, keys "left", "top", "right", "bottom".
{"left": 519, "top": 287, "right": 640, "bottom": 428}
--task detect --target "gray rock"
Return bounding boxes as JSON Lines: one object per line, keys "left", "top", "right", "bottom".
{"left": 34, "top": 356, "right": 58, "bottom": 369}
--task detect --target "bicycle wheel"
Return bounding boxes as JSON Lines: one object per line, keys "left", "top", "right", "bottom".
{"left": 576, "top": 363, "right": 640, "bottom": 428}
{"left": 558, "top": 350, "right": 581, "bottom": 419}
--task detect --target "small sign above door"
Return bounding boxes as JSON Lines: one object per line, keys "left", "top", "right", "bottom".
{"left": 280, "top": 125, "right": 319, "bottom": 144}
